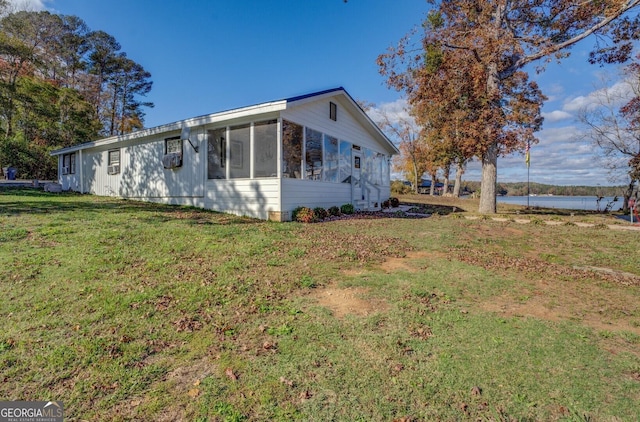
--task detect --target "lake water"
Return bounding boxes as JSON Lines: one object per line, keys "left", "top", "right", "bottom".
{"left": 497, "top": 196, "right": 622, "bottom": 211}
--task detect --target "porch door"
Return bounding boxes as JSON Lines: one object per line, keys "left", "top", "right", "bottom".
{"left": 352, "top": 151, "right": 363, "bottom": 204}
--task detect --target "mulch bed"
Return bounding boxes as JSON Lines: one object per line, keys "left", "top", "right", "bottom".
{"left": 319, "top": 204, "right": 457, "bottom": 221}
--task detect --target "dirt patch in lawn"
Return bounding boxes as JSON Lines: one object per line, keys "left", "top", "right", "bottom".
{"left": 459, "top": 251, "right": 640, "bottom": 337}
{"left": 311, "top": 286, "right": 387, "bottom": 319}
{"left": 480, "top": 292, "right": 640, "bottom": 335}
{"left": 377, "top": 245, "right": 640, "bottom": 338}
{"left": 379, "top": 250, "right": 445, "bottom": 273}
{"left": 481, "top": 293, "right": 564, "bottom": 322}
{"left": 112, "top": 357, "right": 215, "bottom": 421}
{"left": 315, "top": 251, "right": 445, "bottom": 318}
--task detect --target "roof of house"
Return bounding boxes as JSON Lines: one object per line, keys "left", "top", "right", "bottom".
{"left": 51, "top": 87, "right": 399, "bottom": 156}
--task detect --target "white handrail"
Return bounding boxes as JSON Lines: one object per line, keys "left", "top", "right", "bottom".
{"left": 362, "top": 177, "right": 381, "bottom": 209}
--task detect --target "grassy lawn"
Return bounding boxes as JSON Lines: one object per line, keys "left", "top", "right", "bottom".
{"left": 1, "top": 189, "right": 639, "bottom": 421}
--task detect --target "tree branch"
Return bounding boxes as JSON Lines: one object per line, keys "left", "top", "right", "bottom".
{"left": 517, "top": 0, "right": 640, "bottom": 68}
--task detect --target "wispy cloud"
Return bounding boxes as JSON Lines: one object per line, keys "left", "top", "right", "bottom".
{"left": 6, "top": 0, "right": 49, "bottom": 11}
{"left": 542, "top": 83, "right": 565, "bottom": 102}
{"left": 367, "top": 98, "right": 413, "bottom": 125}
{"left": 562, "top": 79, "right": 633, "bottom": 112}
{"left": 542, "top": 110, "right": 573, "bottom": 123}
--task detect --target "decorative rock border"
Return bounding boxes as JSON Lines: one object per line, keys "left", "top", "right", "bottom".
{"left": 463, "top": 215, "right": 640, "bottom": 231}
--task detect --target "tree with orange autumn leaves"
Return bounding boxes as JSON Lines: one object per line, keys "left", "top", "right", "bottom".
{"left": 378, "top": 0, "right": 640, "bottom": 213}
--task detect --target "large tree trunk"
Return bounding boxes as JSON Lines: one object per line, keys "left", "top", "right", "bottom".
{"left": 479, "top": 142, "right": 498, "bottom": 213}
{"left": 430, "top": 172, "right": 436, "bottom": 196}
{"left": 478, "top": 7, "right": 505, "bottom": 214}
{"left": 622, "top": 179, "right": 636, "bottom": 213}
{"left": 412, "top": 159, "right": 419, "bottom": 194}
{"left": 442, "top": 164, "right": 450, "bottom": 195}
{"left": 453, "top": 163, "right": 464, "bottom": 197}
{"left": 480, "top": 49, "right": 501, "bottom": 213}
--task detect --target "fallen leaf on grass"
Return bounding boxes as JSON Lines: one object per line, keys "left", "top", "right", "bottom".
{"left": 173, "top": 316, "right": 203, "bottom": 333}
{"left": 187, "top": 388, "right": 200, "bottom": 398}
{"left": 279, "top": 376, "right": 294, "bottom": 387}
{"left": 410, "top": 326, "right": 433, "bottom": 340}
{"left": 225, "top": 367, "right": 238, "bottom": 381}
{"left": 262, "top": 341, "right": 277, "bottom": 351}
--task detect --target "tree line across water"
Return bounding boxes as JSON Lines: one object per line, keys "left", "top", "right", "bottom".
{"left": 392, "top": 180, "right": 625, "bottom": 198}
{"left": 0, "top": 3, "right": 153, "bottom": 180}
{"left": 461, "top": 181, "right": 625, "bottom": 198}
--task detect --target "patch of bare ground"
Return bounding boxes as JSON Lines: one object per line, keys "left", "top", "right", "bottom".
{"left": 310, "top": 285, "right": 387, "bottom": 319}
{"left": 155, "top": 358, "right": 216, "bottom": 422}
{"left": 453, "top": 248, "right": 640, "bottom": 336}
{"left": 112, "top": 357, "right": 215, "bottom": 422}
{"left": 380, "top": 250, "right": 443, "bottom": 273}
{"left": 317, "top": 251, "right": 445, "bottom": 318}
{"left": 341, "top": 268, "right": 366, "bottom": 276}
{"left": 480, "top": 292, "right": 640, "bottom": 336}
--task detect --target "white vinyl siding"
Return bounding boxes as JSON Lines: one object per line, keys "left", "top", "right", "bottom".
{"left": 83, "top": 128, "right": 205, "bottom": 198}
{"left": 204, "top": 179, "right": 280, "bottom": 220}
{"left": 281, "top": 178, "right": 351, "bottom": 211}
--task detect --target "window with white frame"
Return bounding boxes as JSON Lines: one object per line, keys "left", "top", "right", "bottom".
{"left": 207, "top": 128, "right": 226, "bottom": 179}
{"left": 305, "top": 128, "right": 323, "bottom": 180}
{"left": 254, "top": 120, "right": 278, "bottom": 178}
{"left": 339, "top": 140, "right": 351, "bottom": 183}
{"left": 281, "top": 122, "right": 388, "bottom": 185}
{"left": 62, "top": 153, "right": 76, "bottom": 175}
{"left": 323, "top": 135, "right": 339, "bottom": 182}
{"left": 107, "top": 149, "right": 120, "bottom": 175}
{"left": 229, "top": 124, "right": 250, "bottom": 179}
{"left": 282, "top": 120, "right": 303, "bottom": 179}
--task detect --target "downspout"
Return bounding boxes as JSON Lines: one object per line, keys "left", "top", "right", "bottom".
{"left": 277, "top": 118, "right": 284, "bottom": 220}
{"left": 79, "top": 149, "right": 84, "bottom": 193}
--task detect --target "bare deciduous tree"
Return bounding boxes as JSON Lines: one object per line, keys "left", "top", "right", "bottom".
{"left": 578, "top": 64, "right": 640, "bottom": 210}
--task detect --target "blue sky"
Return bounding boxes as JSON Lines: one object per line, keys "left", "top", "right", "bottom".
{"left": 9, "top": 0, "right": 634, "bottom": 186}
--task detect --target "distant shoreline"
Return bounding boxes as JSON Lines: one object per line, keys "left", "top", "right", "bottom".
{"left": 497, "top": 195, "right": 621, "bottom": 211}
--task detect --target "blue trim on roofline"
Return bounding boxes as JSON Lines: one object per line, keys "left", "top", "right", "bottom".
{"left": 284, "top": 87, "right": 345, "bottom": 103}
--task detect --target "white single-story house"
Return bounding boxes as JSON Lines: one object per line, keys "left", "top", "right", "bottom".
{"left": 51, "top": 87, "right": 399, "bottom": 221}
